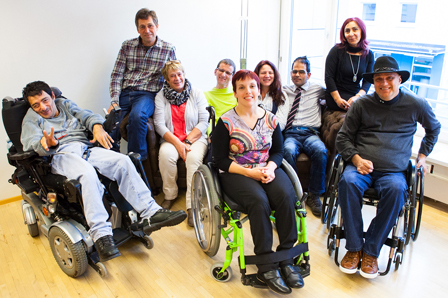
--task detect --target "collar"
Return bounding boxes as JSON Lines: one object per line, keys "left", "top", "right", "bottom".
{"left": 136, "top": 36, "right": 160, "bottom": 48}
{"left": 374, "top": 90, "right": 401, "bottom": 105}
{"left": 295, "top": 81, "right": 310, "bottom": 92}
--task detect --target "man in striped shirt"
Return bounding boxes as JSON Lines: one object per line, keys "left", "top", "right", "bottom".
{"left": 281, "top": 56, "right": 327, "bottom": 217}
{"left": 109, "top": 8, "right": 176, "bottom": 160}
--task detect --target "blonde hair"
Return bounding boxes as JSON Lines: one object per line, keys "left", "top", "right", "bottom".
{"left": 161, "top": 60, "right": 184, "bottom": 80}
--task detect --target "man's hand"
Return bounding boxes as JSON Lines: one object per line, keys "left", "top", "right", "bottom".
{"left": 90, "top": 124, "right": 114, "bottom": 149}
{"left": 352, "top": 154, "right": 373, "bottom": 175}
{"left": 416, "top": 153, "right": 427, "bottom": 176}
{"left": 41, "top": 127, "right": 58, "bottom": 151}
{"left": 107, "top": 102, "right": 120, "bottom": 113}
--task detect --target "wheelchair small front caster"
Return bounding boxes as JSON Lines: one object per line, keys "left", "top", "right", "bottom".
{"left": 142, "top": 235, "right": 154, "bottom": 249}
{"left": 97, "top": 262, "right": 108, "bottom": 277}
{"left": 210, "top": 262, "right": 232, "bottom": 282}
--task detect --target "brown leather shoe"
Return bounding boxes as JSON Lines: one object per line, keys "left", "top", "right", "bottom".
{"left": 339, "top": 250, "right": 361, "bottom": 274}
{"left": 360, "top": 252, "right": 378, "bottom": 279}
{"left": 187, "top": 208, "right": 194, "bottom": 227}
{"left": 161, "top": 199, "right": 175, "bottom": 210}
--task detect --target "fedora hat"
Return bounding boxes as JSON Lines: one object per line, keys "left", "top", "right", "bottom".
{"left": 363, "top": 56, "right": 410, "bottom": 84}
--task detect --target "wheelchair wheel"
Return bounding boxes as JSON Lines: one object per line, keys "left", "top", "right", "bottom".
{"left": 49, "top": 227, "right": 88, "bottom": 278}
{"left": 394, "top": 253, "right": 402, "bottom": 271}
{"left": 28, "top": 223, "right": 39, "bottom": 237}
{"left": 142, "top": 235, "right": 154, "bottom": 249}
{"left": 192, "top": 164, "right": 221, "bottom": 257}
{"left": 210, "top": 262, "right": 232, "bottom": 282}
{"left": 97, "top": 262, "right": 107, "bottom": 278}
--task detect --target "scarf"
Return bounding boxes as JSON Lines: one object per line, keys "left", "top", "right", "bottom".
{"left": 163, "top": 79, "right": 192, "bottom": 106}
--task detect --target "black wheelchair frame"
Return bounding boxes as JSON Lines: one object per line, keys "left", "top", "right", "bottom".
{"left": 3, "top": 89, "right": 154, "bottom": 278}
{"left": 322, "top": 154, "right": 424, "bottom": 275}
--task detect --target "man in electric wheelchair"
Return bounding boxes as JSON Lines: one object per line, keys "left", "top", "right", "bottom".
{"left": 20, "top": 81, "right": 187, "bottom": 263}
{"left": 335, "top": 56, "right": 440, "bottom": 278}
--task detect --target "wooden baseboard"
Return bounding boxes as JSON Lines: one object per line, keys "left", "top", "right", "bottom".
{"left": 0, "top": 195, "right": 22, "bottom": 205}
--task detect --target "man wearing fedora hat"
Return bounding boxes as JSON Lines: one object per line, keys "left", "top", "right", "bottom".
{"left": 335, "top": 56, "right": 440, "bottom": 278}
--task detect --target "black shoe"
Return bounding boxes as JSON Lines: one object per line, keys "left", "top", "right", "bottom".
{"left": 130, "top": 218, "right": 150, "bottom": 231}
{"left": 94, "top": 235, "right": 121, "bottom": 262}
{"left": 143, "top": 209, "right": 187, "bottom": 234}
{"left": 281, "top": 264, "right": 304, "bottom": 288}
{"left": 306, "top": 193, "right": 322, "bottom": 217}
{"left": 257, "top": 269, "right": 292, "bottom": 295}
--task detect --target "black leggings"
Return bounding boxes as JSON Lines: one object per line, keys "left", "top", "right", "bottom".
{"left": 219, "top": 167, "right": 298, "bottom": 273}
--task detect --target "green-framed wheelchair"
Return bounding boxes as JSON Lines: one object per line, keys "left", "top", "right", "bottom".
{"left": 191, "top": 159, "right": 310, "bottom": 287}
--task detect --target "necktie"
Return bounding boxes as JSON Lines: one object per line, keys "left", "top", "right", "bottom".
{"left": 285, "top": 88, "right": 302, "bottom": 131}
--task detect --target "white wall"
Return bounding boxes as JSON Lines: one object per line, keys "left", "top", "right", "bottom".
{"left": 0, "top": 0, "right": 281, "bottom": 200}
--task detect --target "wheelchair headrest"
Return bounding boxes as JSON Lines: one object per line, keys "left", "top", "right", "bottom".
{"left": 2, "top": 87, "right": 63, "bottom": 153}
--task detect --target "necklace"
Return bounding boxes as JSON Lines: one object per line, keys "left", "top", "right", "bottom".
{"left": 349, "top": 54, "right": 360, "bottom": 82}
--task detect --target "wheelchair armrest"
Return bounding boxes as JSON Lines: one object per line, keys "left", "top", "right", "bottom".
{"left": 280, "top": 159, "right": 304, "bottom": 203}
{"left": 7, "top": 150, "right": 38, "bottom": 161}
{"left": 407, "top": 159, "right": 416, "bottom": 187}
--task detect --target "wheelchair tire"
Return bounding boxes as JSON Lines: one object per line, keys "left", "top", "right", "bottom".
{"left": 192, "top": 164, "right": 221, "bottom": 257}
{"left": 49, "top": 227, "right": 88, "bottom": 278}
{"left": 394, "top": 253, "right": 402, "bottom": 271}
{"left": 28, "top": 223, "right": 39, "bottom": 237}
{"left": 142, "top": 235, "right": 154, "bottom": 249}
{"left": 210, "top": 262, "right": 232, "bottom": 282}
{"left": 97, "top": 262, "right": 108, "bottom": 278}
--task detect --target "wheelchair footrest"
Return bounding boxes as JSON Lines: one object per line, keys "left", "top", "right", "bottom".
{"left": 113, "top": 227, "right": 132, "bottom": 246}
{"left": 299, "top": 263, "right": 311, "bottom": 278}
{"left": 241, "top": 274, "right": 268, "bottom": 288}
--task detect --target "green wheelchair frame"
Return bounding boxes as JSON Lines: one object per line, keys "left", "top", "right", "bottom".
{"left": 191, "top": 159, "right": 310, "bottom": 285}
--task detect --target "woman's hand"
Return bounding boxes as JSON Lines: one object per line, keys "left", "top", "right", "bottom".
{"left": 336, "top": 97, "right": 350, "bottom": 110}
{"left": 175, "top": 142, "right": 191, "bottom": 161}
{"left": 260, "top": 166, "right": 275, "bottom": 184}
{"left": 245, "top": 167, "right": 266, "bottom": 181}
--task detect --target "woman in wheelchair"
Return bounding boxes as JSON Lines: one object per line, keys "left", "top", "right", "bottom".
{"left": 212, "top": 70, "right": 303, "bottom": 294}
{"left": 20, "top": 81, "right": 187, "bottom": 263}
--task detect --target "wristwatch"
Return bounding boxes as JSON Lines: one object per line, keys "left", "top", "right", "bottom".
{"left": 184, "top": 138, "right": 192, "bottom": 145}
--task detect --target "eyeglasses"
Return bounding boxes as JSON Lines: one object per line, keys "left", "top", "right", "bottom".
{"left": 216, "top": 68, "right": 233, "bottom": 76}
{"left": 291, "top": 70, "right": 307, "bottom": 75}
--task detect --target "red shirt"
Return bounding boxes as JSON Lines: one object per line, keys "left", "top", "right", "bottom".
{"left": 171, "top": 102, "right": 187, "bottom": 141}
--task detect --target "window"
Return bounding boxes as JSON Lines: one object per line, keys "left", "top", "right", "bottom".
{"left": 401, "top": 4, "right": 418, "bottom": 23}
{"left": 362, "top": 3, "right": 376, "bottom": 21}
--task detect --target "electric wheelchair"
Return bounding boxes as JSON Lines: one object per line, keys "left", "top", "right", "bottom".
{"left": 3, "top": 88, "right": 155, "bottom": 278}
{"left": 322, "top": 154, "right": 424, "bottom": 275}
{"left": 191, "top": 159, "right": 310, "bottom": 287}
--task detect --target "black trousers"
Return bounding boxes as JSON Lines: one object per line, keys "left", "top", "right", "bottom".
{"left": 219, "top": 168, "right": 298, "bottom": 273}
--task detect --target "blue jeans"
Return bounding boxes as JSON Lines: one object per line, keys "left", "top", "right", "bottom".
{"left": 51, "top": 142, "right": 161, "bottom": 242}
{"left": 338, "top": 164, "right": 407, "bottom": 257}
{"left": 111, "top": 89, "right": 156, "bottom": 160}
{"left": 283, "top": 127, "right": 327, "bottom": 195}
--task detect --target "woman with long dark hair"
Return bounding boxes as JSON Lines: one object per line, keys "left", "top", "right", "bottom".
{"left": 254, "top": 60, "right": 288, "bottom": 130}
{"left": 325, "top": 17, "right": 374, "bottom": 111}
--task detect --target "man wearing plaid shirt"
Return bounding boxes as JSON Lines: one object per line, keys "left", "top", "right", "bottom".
{"left": 109, "top": 8, "right": 176, "bottom": 160}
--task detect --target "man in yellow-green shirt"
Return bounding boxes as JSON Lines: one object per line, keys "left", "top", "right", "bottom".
{"left": 204, "top": 59, "right": 237, "bottom": 134}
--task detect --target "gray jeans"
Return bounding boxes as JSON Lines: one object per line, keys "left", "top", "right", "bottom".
{"left": 51, "top": 142, "right": 161, "bottom": 242}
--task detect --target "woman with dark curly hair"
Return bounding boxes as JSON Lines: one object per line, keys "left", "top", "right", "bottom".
{"left": 325, "top": 17, "right": 374, "bottom": 111}
{"left": 254, "top": 60, "right": 289, "bottom": 130}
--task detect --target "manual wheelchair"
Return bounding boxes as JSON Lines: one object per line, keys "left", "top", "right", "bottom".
{"left": 3, "top": 88, "right": 155, "bottom": 278}
{"left": 190, "top": 159, "right": 310, "bottom": 287}
{"left": 322, "top": 154, "right": 424, "bottom": 275}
